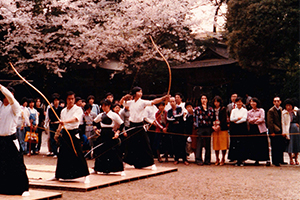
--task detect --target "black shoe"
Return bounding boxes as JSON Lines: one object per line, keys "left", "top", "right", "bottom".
{"left": 274, "top": 163, "right": 280, "bottom": 167}
{"left": 196, "top": 162, "right": 204, "bottom": 166}
{"left": 235, "top": 161, "right": 244, "bottom": 166}
{"left": 266, "top": 161, "right": 271, "bottom": 166}
{"left": 254, "top": 161, "right": 259, "bottom": 166}
{"left": 280, "top": 162, "right": 288, "bottom": 165}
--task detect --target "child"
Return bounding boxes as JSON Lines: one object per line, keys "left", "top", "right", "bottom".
{"left": 82, "top": 104, "right": 97, "bottom": 158}
{"left": 26, "top": 98, "right": 39, "bottom": 155}
{"left": 112, "top": 103, "right": 121, "bottom": 115}
{"left": 154, "top": 102, "right": 168, "bottom": 162}
{"left": 167, "top": 97, "right": 188, "bottom": 165}
{"left": 184, "top": 102, "right": 194, "bottom": 156}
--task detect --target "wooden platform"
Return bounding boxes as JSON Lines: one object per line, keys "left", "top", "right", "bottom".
{"left": 0, "top": 190, "right": 62, "bottom": 200}
{"left": 28, "top": 164, "right": 177, "bottom": 192}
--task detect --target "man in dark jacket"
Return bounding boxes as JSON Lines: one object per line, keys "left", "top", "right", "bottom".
{"left": 267, "top": 97, "right": 286, "bottom": 166}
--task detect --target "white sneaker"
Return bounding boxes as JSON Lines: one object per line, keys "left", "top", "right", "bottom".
{"left": 120, "top": 171, "right": 126, "bottom": 176}
{"left": 90, "top": 169, "right": 98, "bottom": 174}
{"left": 84, "top": 176, "right": 90, "bottom": 184}
{"left": 47, "top": 176, "right": 58, "bottom": 181}
{"left": 22, "top": 191, "right": 30, "bottom": 196}
{"left": 46, "top": 152, "right": 53, "bottom": 156}
{"left": 53, "top": 155, "right": 57, "bottom": 158}
{"left": 151, "top": 164, "right": 157, "bottom": 171}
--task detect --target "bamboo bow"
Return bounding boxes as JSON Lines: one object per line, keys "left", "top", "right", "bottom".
{"left": 9, "top": 62, "right": 78, "bottom": 157}
{"left": 147, "top": 36, "right": 172, "bottom": 130}
{"left": 150, "top": 36, "right": 172, "bottom": 96}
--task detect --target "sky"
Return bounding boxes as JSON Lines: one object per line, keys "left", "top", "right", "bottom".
{"left": 192, "top": 2, "right": 227, "bottom": 34}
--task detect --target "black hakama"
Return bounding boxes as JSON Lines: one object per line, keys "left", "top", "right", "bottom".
{"left": 123, "top": 122, "right": 154, "bottom": 168}
{"left": 0, "top": 134, "right": 29, "bottom": 195}
{"left": 248, "top": 124, "right": 270, "bottom": 161}
{"left": 55, "top": 129, "right": 89, "bottom": 179}
{"left": 228, "top": 122, "right": 249, "bottom": 161}
{"left": 94, "top": 128, "right": 124, "bottom": 173}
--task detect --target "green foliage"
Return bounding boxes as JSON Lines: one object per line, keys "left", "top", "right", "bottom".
{"left": 226, "top": 0, "right": 299, "bottom": 72}
{"left": 280, "top": 64, "right": 300, "bottom": 101}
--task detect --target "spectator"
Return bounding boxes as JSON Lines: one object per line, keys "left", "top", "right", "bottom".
{"left": 282, "top": 99, "right": 300, "bottom": 165}
{"left": 82, "top": 103, "right": 97, "bottom": 158}
{"left": 228, "top": 97, "right": 248, "bottom": 166}
{"left": 16, "top": 97, "right": 29, "bottom": 153}
{"left": 81, "top": 99, "right": 86, "bottom": 109}
{"left": 119, "top": 105, "right": 130, "bottom": 130}
{"left": 105, "top": 92, "right": 114, "bottom": 103}
{"left": 26, "top": 98, "right": 39, "bottom": 155}
{"left": 75, "top": 96, "right": 83, "bottom": 108}
{"left": 212, "top": 96, "right": 229, "bottom": 166}
{"left": 167, "top": 97, "right": 188, "bottom": 165}
{"left": 59, "top": 99, "right": 65, "bottom": 108}
{"left": 267, "top": 97, "right": 286, "bottom": 166}
{"left": 87, "top": 95, "right": 100, "bottom": 115}
{"left": 227, "top": 93, "right": 238, "bottom": 115}
{"left": 112, "top": 103, "right": 121, "bottom": 115}
{"left": 247, "top": 97, "right": 270, "bottom": 166}
{"left": 44, "top": 93, "right": 62, "bottom": 157}
{"left": 245, "top": 94, "right": 252, "bottom": 110}
{"left": 184, "top": 102, "right": 194, "bottom": 156}
{"left": 194, "top": 95, "right": 215, "bottom": 165}
{"left": 154, "top": 102, "right": 168, "bottom": 162}
{"left": 35, "top": 97, "right": 45, "bottom": 154}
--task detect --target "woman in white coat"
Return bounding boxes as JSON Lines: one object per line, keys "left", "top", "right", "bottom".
{"left": 282, "top": 99, "right": 300, "bottom": 165}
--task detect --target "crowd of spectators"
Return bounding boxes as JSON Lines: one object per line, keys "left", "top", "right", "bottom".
{"left": 15, "top": 91, "right": 300, "bottom": 167}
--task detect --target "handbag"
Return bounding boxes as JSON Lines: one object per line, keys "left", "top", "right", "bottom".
{"left": 25, "top": 130, "right": 39, "bottom": 144}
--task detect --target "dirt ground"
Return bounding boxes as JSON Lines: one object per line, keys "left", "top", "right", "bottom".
{"left": 21, "top": 132, "right": 300, "bottom": 200}
{"left": 24, "top": 145, "right": 300, "bottom": 200}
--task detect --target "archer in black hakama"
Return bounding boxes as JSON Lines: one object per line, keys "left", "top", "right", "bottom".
{"left": 0, "top": 85, "right": 29, "bottom": 195}
{"left": 55, "top": 129, "right": 89, "bottom": 179}
{"left": 123, "top": 122, "right": 154, "bottom": 168}
{"left": 93, "top": 100, "right": 125, "bottom": 174}
{"left": 120, "top": 87, "right": 169, "bottom": 169}
{"left": 0, "top": 135, "right": 29, "bottom": 195}
{"left": 55, "top": 95, "right": 89, "bottom": 181}
{"left": 94, "top": 128, "right": 124, "bottom": 173}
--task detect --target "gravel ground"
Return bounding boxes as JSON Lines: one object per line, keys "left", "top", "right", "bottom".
{"left": 23, "top": 133, "right": 300, "bottom": 200}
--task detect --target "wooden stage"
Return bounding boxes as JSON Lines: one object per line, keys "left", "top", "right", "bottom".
{"left": 0, "top": 190, "right": 62, "bottom": 200}
{"left": 27, "top": 164, "right": 177, "bottom": 192}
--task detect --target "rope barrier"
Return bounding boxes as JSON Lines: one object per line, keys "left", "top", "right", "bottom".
{"left": 146, "top": 129, "right": 300, "bottom": 138}
{"left": 24, "top": 125, "right": 300, "bottom": 161}
{"left": 30, "top": 124, "right": 300, "bottom": 139}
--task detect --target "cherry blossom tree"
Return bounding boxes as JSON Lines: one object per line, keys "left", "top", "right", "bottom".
{"left": 0, "top": 0, "right": 227, "bottom": 76}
